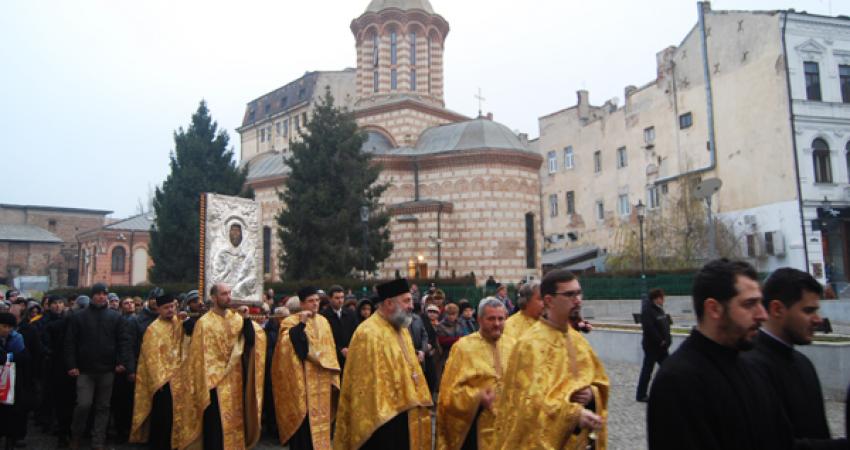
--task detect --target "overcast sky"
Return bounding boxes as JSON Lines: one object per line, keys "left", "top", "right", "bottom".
{"left": 2, "top": 0, "right": 845, "bottom": 218}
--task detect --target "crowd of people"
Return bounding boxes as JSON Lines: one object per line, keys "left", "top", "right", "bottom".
{"left": 0, "top": 258, "right": 846, "bottom": 449}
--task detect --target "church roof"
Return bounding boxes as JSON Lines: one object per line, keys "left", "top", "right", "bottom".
{"left": 104, "top": 214, "right": 154, "bottom": 232}
{"left": 412, "top": 118, "right": 530, "bottom": 154}
{"left": 244, "top": 151, "right": 290, "bottom": 182}
{"left": 365, "top": 0, "right": 434, "bottom": 14}
{"left": 0, "top": 224, "right": 62, "bottom": 244}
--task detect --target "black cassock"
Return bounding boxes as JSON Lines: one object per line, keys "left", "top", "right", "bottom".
{"left": 361, "top": 411, "right": 409, "bottom": 450}
{"left": 647, "top": 329, "right": 793, "bottom": 450}
{"left": 744, "top": 331, "right": 849, "bottom": 450}
{"left": 148, "top": 383, "right": 173, "bottom": 450}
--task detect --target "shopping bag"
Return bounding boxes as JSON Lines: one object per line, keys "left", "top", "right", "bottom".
{"left": 0, "top": 358, "right": 16, "bottom": 405}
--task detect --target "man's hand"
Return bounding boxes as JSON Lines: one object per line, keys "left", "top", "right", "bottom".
{"left": 67, "top": 368, "right": 80, "bottom": 377}
{"left": 299, "top": 311, "right": 313, "bottom": 324}
{"left": 341, "top": 348, "right": 349, "bottom": 358}
{"left": 579, "top": 409, "right": 604, "bottom": 430}
{"left": 417, "top": 350, "right": 425, "bottom": 363}
{"left": 115, "top": 365, "right": 126, "bottom": 374}
{"left": 177, "top": 311, "right": 188, "bottom": 321}
{"left": 570, "top": 387, "right": 593, "bottom": 406}
{"left": 127, "top": 373, "right": 136, "bottom": 383}
{"left": 480, "top": 389, "right": 496, "bottom": 411}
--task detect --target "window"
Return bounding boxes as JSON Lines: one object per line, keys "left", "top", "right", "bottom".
{"left": 276, "top": 122, "right": 281, "bottom": 136}
{"left": 644, "top": 126, "right": 656, "bottom": 145}
{"left": 564, "top": 146, "right": 574, "bottom": 169}
{"left": 617, "top": 147, "right": 628, "bottom": 168}
{"left": 294, "top": 116, "right": 300, "bottom": 130}
{"left": 427, "top": 36, "right": 433, "bottom": 93}
{"left": 373, "top": 70, "right": 379, "bottom": 92}
{"left": 263, "top": 227, "right": 271, "bottom": 274}
{"left": 647, "top": 185, "right": 660, "bottom": 209}
{"left": 260, "top": 128, "right": 266, "bottom": 143}
{"left": 679, "top": 112, "right": 693, "bottom": 129}
{"left": 281, "top": 96, "right": 288, "bottom": 108}
{"left": 746, "top": 234, "right": 758, "bottom": 258}
{"left": 264, "top": 103, "right": 270, "bottom": 114}
{"left": 302, "top": 112, "right": 308, "bottom": 127}
{"left": 111, "top": 247, "right": 126, "bottom": 272}
{"left": 372, "top": 34, "right": 379, "bottom": 66}
{"left": 661, "top": 183, "right": 669, "bottom": 194}
{"left": 813, "top": 138, "right": 832, "bottom": 183}
{"left": 410, "top": 32, "right": 416, "bottom": 65}
{"left": 391, "top": 69, "right": 398, "bottom": 90}
{"left": 549, "top": 194, "right": 559, "bottom": 217}
{"left": 525, "top": 213, "right": 536, "bottom": 269}
{"left": 618, "top": 194, "right": 631, "bottom": 216}
{"left": 283, "top": 119, "right": 289, "bottom": 138}
{"left": 298, "top": 88, "right": 305, "bottom": 100}
{"left": 764, "top": 231, "right": 775, "bottom": 256}
{"left": 390, "top": 31, "right": 398, "bottom": 65}
{"left": 593, "top": 151, "right": 602, "bottom": 173}
{"left": 805, "top": 61, "right": 821, "bottom": 101}
{"left": 566, "top": 191, "right": 575, "bottom": 214}
{"left": 267, "top": 126, "right": 272, "bottom": 141}
{"left": 48, "top": 219, "right": 57, "bottom": 232}
{"left": 840, "top": 65, "right": 850, "bottom": 103}
{"left": 596, "top": 201, "right": 605, "bottom": 221}
{"left": 410, "top": 69, "right": 416, "bottom": 91}
{"left": 547, "top": 151, "right": 557, "bottom": 174}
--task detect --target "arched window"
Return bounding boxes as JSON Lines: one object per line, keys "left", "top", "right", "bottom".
{"left": 813, "top": 138, "right": 832, "bottom": 183}
{"left": 263, "top": 226, "right": 271, "bottom": 275}
{"left": 525, "top": 213, "right": 536, "bottom": 269}
{"left": 410, "top": 31, "right": 417, "bottom": 65}
{"left": 372, "top": 33, "right": 379, "bottom": 67}
{"left": 111, "top": 246, "right": 126, "bottom": 272}
{"left": 390, "top": 30, "right": 398, "bottom": 65}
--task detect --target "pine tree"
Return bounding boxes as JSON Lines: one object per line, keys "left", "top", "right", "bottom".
{"left": 149, "top": 101, "right": 247, "bottom": 283}
{"left": 277, "top": 89, "right": 392, "bottom": 279}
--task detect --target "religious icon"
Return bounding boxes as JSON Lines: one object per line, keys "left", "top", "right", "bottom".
{"left": 200, "top": 193, "right": 263, "bottom": 305}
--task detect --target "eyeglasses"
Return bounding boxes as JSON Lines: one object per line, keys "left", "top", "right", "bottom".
{"left": 553, "top": 290, "right": 582, "bottom": 299}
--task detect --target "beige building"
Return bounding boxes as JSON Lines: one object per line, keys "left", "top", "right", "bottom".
{"left": 239, "top": 0, "right": 542, "bottom": 283}
{"left": 538, "top": 3, "right": 823, "bottom": 277}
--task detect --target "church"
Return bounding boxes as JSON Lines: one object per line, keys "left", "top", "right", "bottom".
{"left": 237, "top": 0, "right": 542, "bottom": 284}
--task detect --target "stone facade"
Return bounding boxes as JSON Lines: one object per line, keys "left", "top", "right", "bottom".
{"left": 0, "top": 204, "right": 110, "bottom": 288}
{"left": 536, "top": 4, "right": 818, "bottom": 277}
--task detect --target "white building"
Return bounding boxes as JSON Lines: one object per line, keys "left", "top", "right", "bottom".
{"left": 537, "top": 3, "right": 850, "bottom": 286}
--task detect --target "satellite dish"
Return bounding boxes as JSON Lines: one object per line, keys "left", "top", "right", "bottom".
{"left": 694, "top": 178, "right": 722, "bottom": 200}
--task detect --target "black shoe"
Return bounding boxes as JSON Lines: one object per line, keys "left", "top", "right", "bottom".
{"left": 636, "top": 396, "right": 649, "bottom": 403}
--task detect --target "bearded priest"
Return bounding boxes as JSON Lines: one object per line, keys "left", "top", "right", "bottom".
{"left": 333, "top": 278, "right": 432, "bottom": 450}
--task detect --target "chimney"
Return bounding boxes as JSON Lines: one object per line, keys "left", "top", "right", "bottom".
{"left": 577, "top": 90, "right": 590, "bottom": 121}
{"left": 518, "top": 133, "right": 529, "bottom": 146}
{"left": 486, "top": 112, "right": 493, "bottom": 121}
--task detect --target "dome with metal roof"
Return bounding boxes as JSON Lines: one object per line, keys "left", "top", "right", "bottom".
{"left": 244, "top": 151, "right": 289, "bottom": 182}
{"left": 364, "top": 0, "right": 434, "bottom": 14}
{"left": 413, "top": 118, "right": 529, "bottom": 154}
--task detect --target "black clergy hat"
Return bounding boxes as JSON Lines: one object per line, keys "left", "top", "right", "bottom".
{"left": 376, "top": 278, "right": 410, "bottom": 303}
{"left": 155, "top": 293, "right": 177, "bottom": 307}
{"left": 297, "top": 286, "right": 319, "bottom": 301}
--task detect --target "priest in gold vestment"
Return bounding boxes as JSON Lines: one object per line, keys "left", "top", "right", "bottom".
{"left": 436, "top": 298, "right": 515, "bottom": 450}
{"left": 272, "top": 286, "right": 340, "bottom": 450}
{"left": 334, "top": 278, "right": 432, "bottom": 450}
{"left": 497, "top": 270, "right": 609, "bottom": 450}
{"left": 502, "top": 280, "right": 543, "bottom": 341}
{"left": 173, "top": 282, "right": 266, "bottom": 450}
{"left": 129, "top": 293, "right": 189, "bottom": 449}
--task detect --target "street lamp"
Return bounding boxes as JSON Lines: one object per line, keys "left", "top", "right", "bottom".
{"left": 360, "top": 206, "right": 369, "bottom": 280}
{"left": 635, "top": 200, "right": 647, "bottom": 301}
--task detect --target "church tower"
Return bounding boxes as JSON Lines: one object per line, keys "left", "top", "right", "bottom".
{"left": 351, "top": 0, "right": 449, "bottom": 107}
{"left": 351, "top": 0, "right": 464, "bottom": 148}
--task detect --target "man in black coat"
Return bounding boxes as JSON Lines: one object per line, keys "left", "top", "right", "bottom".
{"left": 320, "top": 285, "right": 357, "bottom": 370}
{"left": 64, "top": 283, "right": 132, "bottom": 450}
{"left": 637, "top": 288, "right": 671, "bottom": 402}
{"left": 647, "top": 259, "right": 793, "bottom": 450}
{"left": 42, "top": 296, "right": 75, "bottom": 447}
{"left": 743, "top": 268, "right": 848, "bottom": 449}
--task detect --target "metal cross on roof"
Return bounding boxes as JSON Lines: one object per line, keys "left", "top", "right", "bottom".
{"left": 474, "top": 87, "right": 486, "bottom": 118}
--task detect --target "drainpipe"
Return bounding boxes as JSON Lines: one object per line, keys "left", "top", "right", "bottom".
{"left": 781, "top": 11, "right": 810, "bottom": 270}
{"left": 413, "top": 156, "right": 420, "bottom": 201}
{"left": 654, "top": 1, "right": 717, "bottom": 185}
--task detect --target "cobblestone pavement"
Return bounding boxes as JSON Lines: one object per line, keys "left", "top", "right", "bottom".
{"left": 13, "top": 359, "right": 848, "bottom": 449}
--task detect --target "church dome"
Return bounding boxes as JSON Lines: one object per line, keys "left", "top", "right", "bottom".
{"left": 414, "top": 118, "right": 529, "bottom": 154}
{"left": 364, "top": 0, "right": 434, "bottom": 14}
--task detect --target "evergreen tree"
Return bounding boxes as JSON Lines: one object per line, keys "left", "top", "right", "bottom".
{"left": 277, "top": 89, "right": 392, "bottom": 279}
{"left": 149, "top": 101, "right": 247, "bottom": 283}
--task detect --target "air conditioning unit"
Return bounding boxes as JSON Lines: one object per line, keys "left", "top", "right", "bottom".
{"left": 743, "top": 215, "right": 757, "bottom": 227}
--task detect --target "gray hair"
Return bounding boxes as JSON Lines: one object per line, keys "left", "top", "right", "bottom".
{"left": 477, "top": 297, "right": 506, "bottom": 317}
{"left": 285, "top": 297, "right": 301, "bottom": 313}
{"left": 516, "top": 280, "right": 541, "bottom": 311}
{"left": 273, "top": 306, "right": 289, "bottom": 317}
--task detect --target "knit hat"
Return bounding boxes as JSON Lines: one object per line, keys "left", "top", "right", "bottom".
{"left": 0, "top": 312, "right": 17, "bottom": 326}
